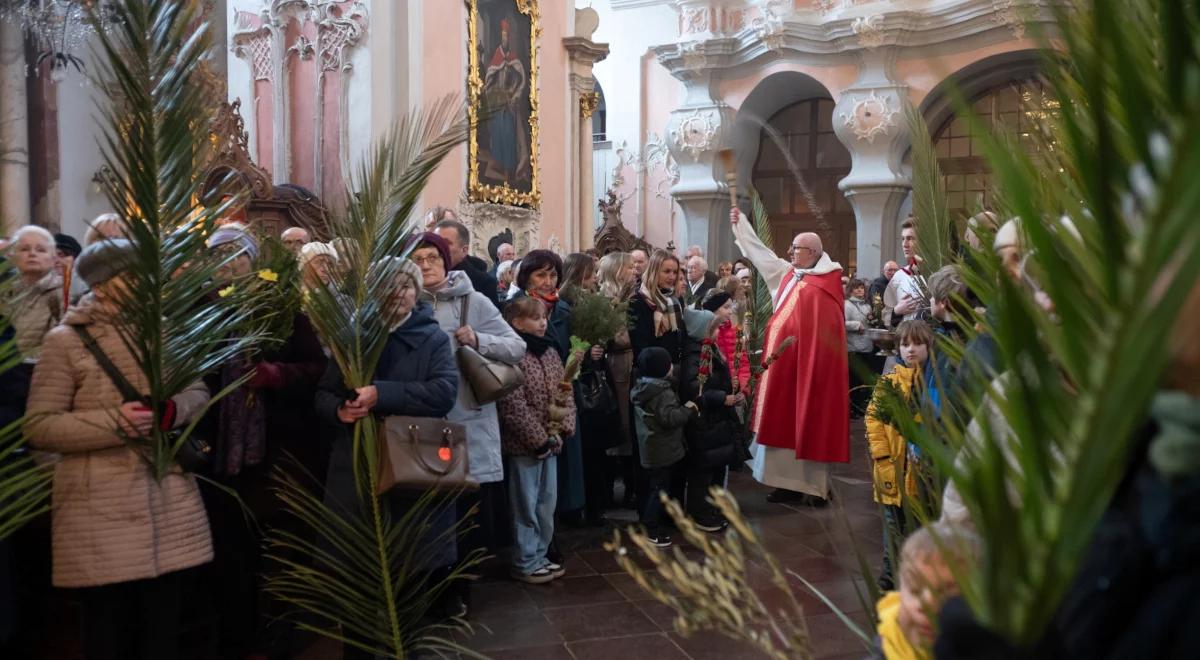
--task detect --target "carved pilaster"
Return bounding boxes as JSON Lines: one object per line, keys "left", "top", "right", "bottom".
{"left": 564, "top": 12, "right": 609, "bottom": 251}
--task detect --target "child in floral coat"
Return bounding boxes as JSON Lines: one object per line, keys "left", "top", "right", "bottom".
{"left": 498, "top": 297, "right": 576, "bottom": 584}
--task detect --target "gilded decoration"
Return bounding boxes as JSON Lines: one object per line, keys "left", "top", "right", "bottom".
{"left": 468, "top": 0, "right": 541, "bottom": 209}
{"left": 579, "top": 91, "right": 600, "bottom": 119}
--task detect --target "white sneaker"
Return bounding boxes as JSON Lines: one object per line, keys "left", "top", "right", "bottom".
{"left": 543, "top": 560, "right": 566, "bottom": 579}
{"left": 512, "top": 566, "right": 556, "bottom": 584}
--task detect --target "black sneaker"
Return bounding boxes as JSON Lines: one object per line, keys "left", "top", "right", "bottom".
{"left": 646, "top": 533, "right": 673, "bottom": 548}
{"left": 693, "top": 515, "right": 728, "bottom": 533}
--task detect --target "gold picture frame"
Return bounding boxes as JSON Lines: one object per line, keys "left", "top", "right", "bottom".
{"left": 467, "top": 0, "right": 541, "bottom": 209}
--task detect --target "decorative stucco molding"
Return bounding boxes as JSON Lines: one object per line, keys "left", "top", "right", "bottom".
{"left": 459, "top": 197, "right": 543, "bottom": 257}
{"left": 670, "top": 108, "right": 719, "bottom": 161}
{"left": 851, "top": 14, "right": 886, "bottom": 49}
{"left": 840, "top": 91, "right": 899, "bottom": 144}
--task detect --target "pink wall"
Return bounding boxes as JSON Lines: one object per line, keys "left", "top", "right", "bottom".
{"left": 719, "top": 59, "right": 860, "bottom": 107}
{"left": 421, "top": 2, "right": 572, "bottom": 250}
{"left": 640, "top": 53, "right": 683, "bottom": 249}
{"left": 896, "top": 38, "right": 1044, "bottom": 106}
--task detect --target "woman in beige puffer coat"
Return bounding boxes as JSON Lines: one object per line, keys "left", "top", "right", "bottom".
{"left": 24, "top": 239, "right": 211, "bottom": 660}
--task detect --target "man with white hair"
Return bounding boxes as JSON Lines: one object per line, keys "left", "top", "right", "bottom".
{"left": 684, "top": 244, "right": 719, "bottom": 290}
{"left": 280, "top": 226, "right": 311, "bottom": 256}
{"left": 730, "top": 208, "right": 849, "bottom": 506}
{"left": 684, "top": 255, "right": 714, "bottom": 308}
{"left": 489, "top": 242, "right": 515, "bottom": 278}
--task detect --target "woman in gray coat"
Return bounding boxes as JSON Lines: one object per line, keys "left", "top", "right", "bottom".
{"left": 409, "top": 232, "right": 525, "bottom": 613}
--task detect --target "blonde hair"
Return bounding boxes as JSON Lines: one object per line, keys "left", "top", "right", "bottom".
{"left": 84, "top": 213, "right": 124, "bottom": 246}
{"left": 598, "top": 251, "right": 632, "bottom": 299}
{"left": 641, "top": 250, "right": 681, "bottom": 309}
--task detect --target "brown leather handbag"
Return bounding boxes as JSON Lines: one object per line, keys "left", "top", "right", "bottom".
{"left": 376, "top": 415, "right": 478, "bottom": 494}
{"left": 455, "top": 295, "right": 524, "bottom": 405}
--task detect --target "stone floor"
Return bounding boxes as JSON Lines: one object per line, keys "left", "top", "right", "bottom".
{"left": 18, "top": 422, "right": 880, "bottom": 660}
{"left": 300, "top": 420, "right": 882, "bottom": 660}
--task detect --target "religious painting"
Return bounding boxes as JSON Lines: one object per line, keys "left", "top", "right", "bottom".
{"left": 468, "top": 0, "right": 540, "bottom": 208}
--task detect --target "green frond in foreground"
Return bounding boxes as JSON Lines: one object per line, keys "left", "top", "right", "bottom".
{"left": 263, "top": 94, "right": 473, "bottom": 659}
{"left": 263, "top": 461, "right": 486, "bottom": 659}
{"left": 0, "top": 420, "right": 51, "bottom": 541}
{"left": 881, "top": 0, "right": 1200, "bottom": 647}
{"left": 744, "top": 189, "right": 776, "bottom": 401}
{"left": 606, "top": 488, "right": 816, "bottom": 660}
{"left": 904, "top": 103, "right": 954, "bottom": 274}
{"left": 85, "top": 0, "right": 274, "bottom": 480}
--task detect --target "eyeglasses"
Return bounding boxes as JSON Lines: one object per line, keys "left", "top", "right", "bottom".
{"left": 411, "top": 255, "right": 443, "bottom": 266}
{"left": 787, "top": 245, "right": 813, "bottom": 254}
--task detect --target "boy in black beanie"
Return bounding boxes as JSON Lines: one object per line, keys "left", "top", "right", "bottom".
{"left": 630, "top": 346, "right": 698, "bottom": 547}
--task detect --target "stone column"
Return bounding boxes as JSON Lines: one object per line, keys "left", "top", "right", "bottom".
{"left": 564, "top": 8, "right": 609, "bottom": 251}
{"left": 833, "top": 48, "right": 912, "bottom": 276}
{"left": 0, "top": 21, "right": 30, "bottom": 233}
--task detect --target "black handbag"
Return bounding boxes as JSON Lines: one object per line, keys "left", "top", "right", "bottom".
{"left": 578, "top": 369, "right": 614, "bottom": 414}
{"left": 73, "top": 326, "right": 212, "bottom": 473}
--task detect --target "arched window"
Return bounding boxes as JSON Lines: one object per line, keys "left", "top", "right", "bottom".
{"left": 751, "top": 98, "right": 856, "bottom": 273}
{"left": 933, "top": 78, "right": 1055, "bottom": 220}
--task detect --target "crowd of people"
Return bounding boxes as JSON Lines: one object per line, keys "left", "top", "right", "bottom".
{"left": 0, "top": 204, "right": 764, "bottom": 659}
{"left": 3, "top": 197, "right": 1195, "bottom": 660}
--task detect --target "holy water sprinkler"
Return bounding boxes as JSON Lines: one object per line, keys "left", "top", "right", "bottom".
{"left": 718, "top": 148, "right": 738, "bottom": 208}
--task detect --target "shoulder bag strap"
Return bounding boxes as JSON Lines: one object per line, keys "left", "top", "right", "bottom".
{"left": 71, "top": 325, "right": 142, "bottom": 403}
{"left": 459, "top": 294, "right": 470, "bottom": 329}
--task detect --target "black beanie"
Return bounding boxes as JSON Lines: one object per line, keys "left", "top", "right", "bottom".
{"left": 637, "top": 346, "right": 672, "bottom": 379}
{"left": 701, "top": 290, "right": 731, "bottom": 312}
{"left": 55, "top": 233, "right": 82, "bottom": 258}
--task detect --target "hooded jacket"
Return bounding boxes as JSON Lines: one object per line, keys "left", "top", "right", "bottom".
{"left": 24, "top": 295, "right": 213, "bottom": 588}
{"left": 631, "top": 376, "right": 694, "bottom": 469}
{"left": 865, "top": 363, "right": 923, "bottom": 507}
{"left": 2, "top": 271, "right": 63, "bottom": 360}
{"left": 421, "top": 271, "right": 526, "bottom": 483}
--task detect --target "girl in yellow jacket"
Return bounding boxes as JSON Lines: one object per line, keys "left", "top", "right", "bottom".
{"left": 866, "top": 319, "right": 935, "bottom": 590}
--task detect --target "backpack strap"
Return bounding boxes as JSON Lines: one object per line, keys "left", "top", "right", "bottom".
{"left": 71, "top": 325, "right": 142, "bottom": 404}
{"left": 459, "top": 294, "right": 470, "bottom": 329}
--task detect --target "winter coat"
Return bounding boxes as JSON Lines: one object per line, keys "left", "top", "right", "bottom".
{"left": 605, "top": 324, "right": 635, "bottom": 456}
{"left": 2, "top": 272, "right": 62, "bottom": 360}
{"left": 422, "top": 271, "right": 525, "bottom": 483}
{"left": 315, "top": 302, "right": 460, "bottom": 569}
{"left": 715, "top": 320, "right": 750, "bottom": 393}
{"left": 865, "top": 364, "right": 923, "bottom": 507}
{"left": 680, "top": 335, "right": 743, "bottom": 470}
{"left": 844, "top": 297, "right": 876, "bottom": 354}
{"left": 453, "top": 258, "right": 501, "bottom": 309}
{"left": 497, "top": 348, "right": 575, "bottom": 457}
{"left": 631, "top": 376, "right": 695, "bottom": 469}
{"left": 24, "top": 295, "right": 213, "bottom": 588}
{"left": 628, "top": 291, "right": 689, "bottom": 370}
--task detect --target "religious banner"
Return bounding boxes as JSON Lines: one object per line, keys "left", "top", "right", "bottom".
{"left": 467, "top": 0, "right": 541, "bottom": 209}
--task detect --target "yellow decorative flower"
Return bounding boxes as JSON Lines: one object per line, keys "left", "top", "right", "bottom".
{"left": 258, "top": 269, "right": 279, "bottom": 283}
{"left": 219, "top": 285, "right": 236, "bottom": 298}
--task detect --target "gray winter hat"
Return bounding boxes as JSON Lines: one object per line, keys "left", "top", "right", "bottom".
{"left": 76, "top": 238, "right": 137, "bottom": 287}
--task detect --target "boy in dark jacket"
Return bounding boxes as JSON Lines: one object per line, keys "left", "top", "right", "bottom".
{"left": 631, "top": 346, "right": 697, "bottom": 547}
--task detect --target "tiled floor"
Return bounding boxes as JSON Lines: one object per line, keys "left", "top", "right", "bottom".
{"left": 347, "top": 418, "right": 880, "bottom": 660}
{"left": 24, "top": 421, "right": 880, "bottom": 660}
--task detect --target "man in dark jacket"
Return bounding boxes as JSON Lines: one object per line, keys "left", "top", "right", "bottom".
{"left": 434, "top": 220, "right": 500, "bottom": 308}
{"left": 868, "top": 260, "right": 899, "bottom": 307}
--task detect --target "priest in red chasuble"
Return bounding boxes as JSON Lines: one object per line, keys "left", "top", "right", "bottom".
{"left": 730, "top": 209, "right": 850, "bottom": 505}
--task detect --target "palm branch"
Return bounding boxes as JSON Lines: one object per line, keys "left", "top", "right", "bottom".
{"left": 263, "top": 95, "right": 483, "bottom": 659}
{"left": 743, "top": 189, "right": 776, "bottom": 403}
{"left": 904, "top": 103, "right": 954, "bottom": 274}
{"left": 0, "top": 298, "right": 51, "bottom": 540}
{"left": 84, "top": 0, "right": 273, "bottom": 481}
{"left": 889, "top": 0, "right": 1200, "bottom": 646}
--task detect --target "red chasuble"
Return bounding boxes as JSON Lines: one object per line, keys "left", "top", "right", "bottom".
{"left": 752, "top": 268, "right": 850, "bottom": 463}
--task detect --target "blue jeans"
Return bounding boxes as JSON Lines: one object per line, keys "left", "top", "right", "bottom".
{"left": 507, "top": 455, "right": 558, "bottom": 574}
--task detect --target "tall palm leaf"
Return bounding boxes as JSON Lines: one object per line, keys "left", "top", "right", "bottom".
{"left": 0, "top": 297, "right": 50, "bottom": 540}
{"left": 744, "top": 189, "right": 775, "bottom": 402}
{"left": 892, "top": 0, "right": 1200, "bottom": 645}
{"left": 263, "top": 97, "right": 484, "bottom": 659}
{"left": 85, "top": 0, "right": 272, "bottom": 481}
{"left": 903, "top": 103, "right": 954, "bottom": 273}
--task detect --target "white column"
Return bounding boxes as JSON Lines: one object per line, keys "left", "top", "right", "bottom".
{"left": 0, "top": 21, "right": 30, "bottom": 232}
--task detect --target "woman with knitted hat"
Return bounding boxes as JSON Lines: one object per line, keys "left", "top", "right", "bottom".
{"left": 24, "top": 239, "right": 213, "bottom": 660}
{"left": 410, "top": 231, "right": 525, "bottom": 615}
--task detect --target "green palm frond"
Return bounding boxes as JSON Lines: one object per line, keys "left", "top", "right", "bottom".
{"left": 0, "top": 419, "right": 51, "bottom": 541}
{"left": 746, "top": 189, "right": 775, "bottom": 350}
{"left": 264, "top": 95, "right": 472, "bottom": 659}
{"left": 904, "top": 103, "right": 954, "bottom": 273}
{"left": 881, "top": 0, "right": 1200, "bottom": 646}
{"left": 85, "top": 0, "right": 273, "bottom": 480}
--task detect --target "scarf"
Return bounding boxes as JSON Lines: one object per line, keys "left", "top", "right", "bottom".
{"left": 216, "top": 354, "right": 265, "bottom": 476}
{"left": 528, "top": 290, "right": 559, "bottom": 311}
{"left": 876, "top": 591, "right": 928, "bottom": 660}
{"left": 639, "top": 284, "right": 679, "bottom": 337}
{"left": 518, "top": 331, "right": 555, "bottom": 358}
